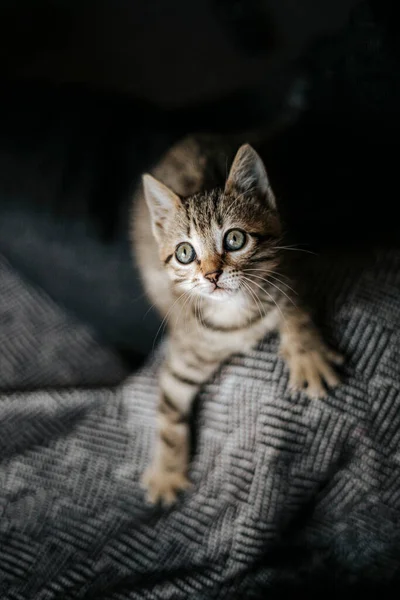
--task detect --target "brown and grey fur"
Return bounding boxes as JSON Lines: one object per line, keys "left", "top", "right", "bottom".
{"left": 132, "top": 138, "right": 342, "bottom": 505}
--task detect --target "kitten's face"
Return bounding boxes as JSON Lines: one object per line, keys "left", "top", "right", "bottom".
{"left": 143, "top": 144, "right": 282, "bottom": 303}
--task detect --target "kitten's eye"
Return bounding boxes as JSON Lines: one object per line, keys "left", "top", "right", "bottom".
{"left": 224, "top": 229, "right": 246, "bottom": 251}
{"left": 175, "top": 242, "right": 196, "bottom": 264}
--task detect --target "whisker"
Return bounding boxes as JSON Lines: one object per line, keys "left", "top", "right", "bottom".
{"left": 244, "top": 268, "right": 296, "bottom": 292}
{"left": 244, "top": 271, "right": 297, "bottom": 306}
{"left": 143, "top": 298, "right": 162, "bottom": 319}
{"left": 133, "top": 290, "right": 151, "bottom": 302}
{"left": 266, "top": 274, "right": 298, "bottom": 296}
{"left": 152, "top": 286, "right": 195, "bottom": 353}
{"left": 174, "top": 286, "right": 195, "bottom": 333}
{"left": 240, "top": 280, "right": 267, "bottom": 322}
{"left": 241, "top": 275, "right": 287, "bottom": 327}
{"left": 243, "top": 266, "right": 290, "bottom": 280}
{"left": 276, "top": 245, "right": 317, "bottom": 255}
{"left": 240, "top": 281, "right": 262, "bottom": 321}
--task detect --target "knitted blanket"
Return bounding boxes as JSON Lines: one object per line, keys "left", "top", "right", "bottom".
{"left": 1, "top": 250, "right": 400, "bottom": 599}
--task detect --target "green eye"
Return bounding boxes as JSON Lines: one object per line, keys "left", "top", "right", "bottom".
{"left": 224, "top": 229, "right": 246, "bottom": 251}
{"left": 175, "top": 242, "right": 196, "bottom": 264}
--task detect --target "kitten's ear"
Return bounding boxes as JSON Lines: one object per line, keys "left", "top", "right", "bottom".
{"left": 225, "top": 144, "right": 276, "bottom": 210}
{"left": 142, "top": 174, "right": 181, "bottom": 241}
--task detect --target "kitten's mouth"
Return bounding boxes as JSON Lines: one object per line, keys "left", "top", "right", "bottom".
{"left": 209, "top": 285, "right": 234, "bottom": 298}
{"left": 197, "top": 281, "right": 236, "bottom": 299}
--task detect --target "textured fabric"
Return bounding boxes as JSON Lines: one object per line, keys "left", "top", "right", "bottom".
{"left": 0, "top": 256, "right": 128, "bottom": 390}
{"left": 0, "top": 250, "right": 400, "bottom": 598}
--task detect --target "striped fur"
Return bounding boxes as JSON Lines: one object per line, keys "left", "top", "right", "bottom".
{"left": 132, "top": 140, "right": 342, "bottom": 505}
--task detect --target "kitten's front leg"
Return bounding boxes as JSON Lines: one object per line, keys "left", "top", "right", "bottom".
{"left": 279, "top": 305, "right": 343, "bottom": 398}
{"left": 142, "top": 339, "right": 220, "bottom": 506}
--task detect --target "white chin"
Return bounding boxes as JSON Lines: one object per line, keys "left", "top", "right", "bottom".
{"left": 207, "top": 288, "right": 234, "bottom": 301}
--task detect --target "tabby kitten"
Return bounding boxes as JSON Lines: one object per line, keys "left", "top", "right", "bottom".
{"left": 133, "top": 141, "right": 342, "bottom": 505}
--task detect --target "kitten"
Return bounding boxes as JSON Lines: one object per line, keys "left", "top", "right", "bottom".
{"left": 132, "top": 139, "right": 342, "bottom": 505}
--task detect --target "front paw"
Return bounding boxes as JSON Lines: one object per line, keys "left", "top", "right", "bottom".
{"left": 286, "top": 347, "right": 343, "bottom": 398}
{"left": 141, "top": 465, "right": 191, "bottom": 506}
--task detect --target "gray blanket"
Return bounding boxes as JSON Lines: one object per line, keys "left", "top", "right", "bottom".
{"left": 1, "top": 249, "right": 400, "bottom": 599}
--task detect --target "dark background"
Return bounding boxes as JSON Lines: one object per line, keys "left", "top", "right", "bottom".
{"left": 0, "top": 0, "right": 398, "bottom": 360}
{"left": 0, "top": 0, "right": 359, "bottom": 106}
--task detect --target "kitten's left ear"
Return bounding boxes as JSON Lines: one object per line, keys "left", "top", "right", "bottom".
{"left": 225, "top": 144, "right": 276, "bottom": 210}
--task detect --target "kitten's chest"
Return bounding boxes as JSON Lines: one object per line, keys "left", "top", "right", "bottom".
{"left": 207, "top": 300, "right": 247, "bottom": 327}
{"left": 202, "top": 297, "right": 274, "bottom": 328}
{"left": 199, "top": 298, "right": 279, "bottom": 351}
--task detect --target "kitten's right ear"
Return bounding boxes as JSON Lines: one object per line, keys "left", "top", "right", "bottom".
{"left": 142, "top": 174, "right": 181, "bottom": 241}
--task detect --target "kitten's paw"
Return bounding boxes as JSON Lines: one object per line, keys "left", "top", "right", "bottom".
{"left": 141, "top": 466, "right": 191, "bottom": 506}
{"left": 287, "top": 348, "right": 341, "bottom": 399}
{"left": 324, "top": 348, "right": 344, "bottom": 366}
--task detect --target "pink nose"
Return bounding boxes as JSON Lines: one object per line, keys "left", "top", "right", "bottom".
{"left": 204, "top": 270, "right": 222, "bottom": 284}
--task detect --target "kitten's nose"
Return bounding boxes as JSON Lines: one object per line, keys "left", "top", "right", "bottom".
{"left": 204, "top": 269, "right": 222, "bottom": 284}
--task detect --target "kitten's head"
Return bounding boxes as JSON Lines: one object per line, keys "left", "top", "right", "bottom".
{"left": 143, "top": 144, "right": 282, "bottom": 302}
